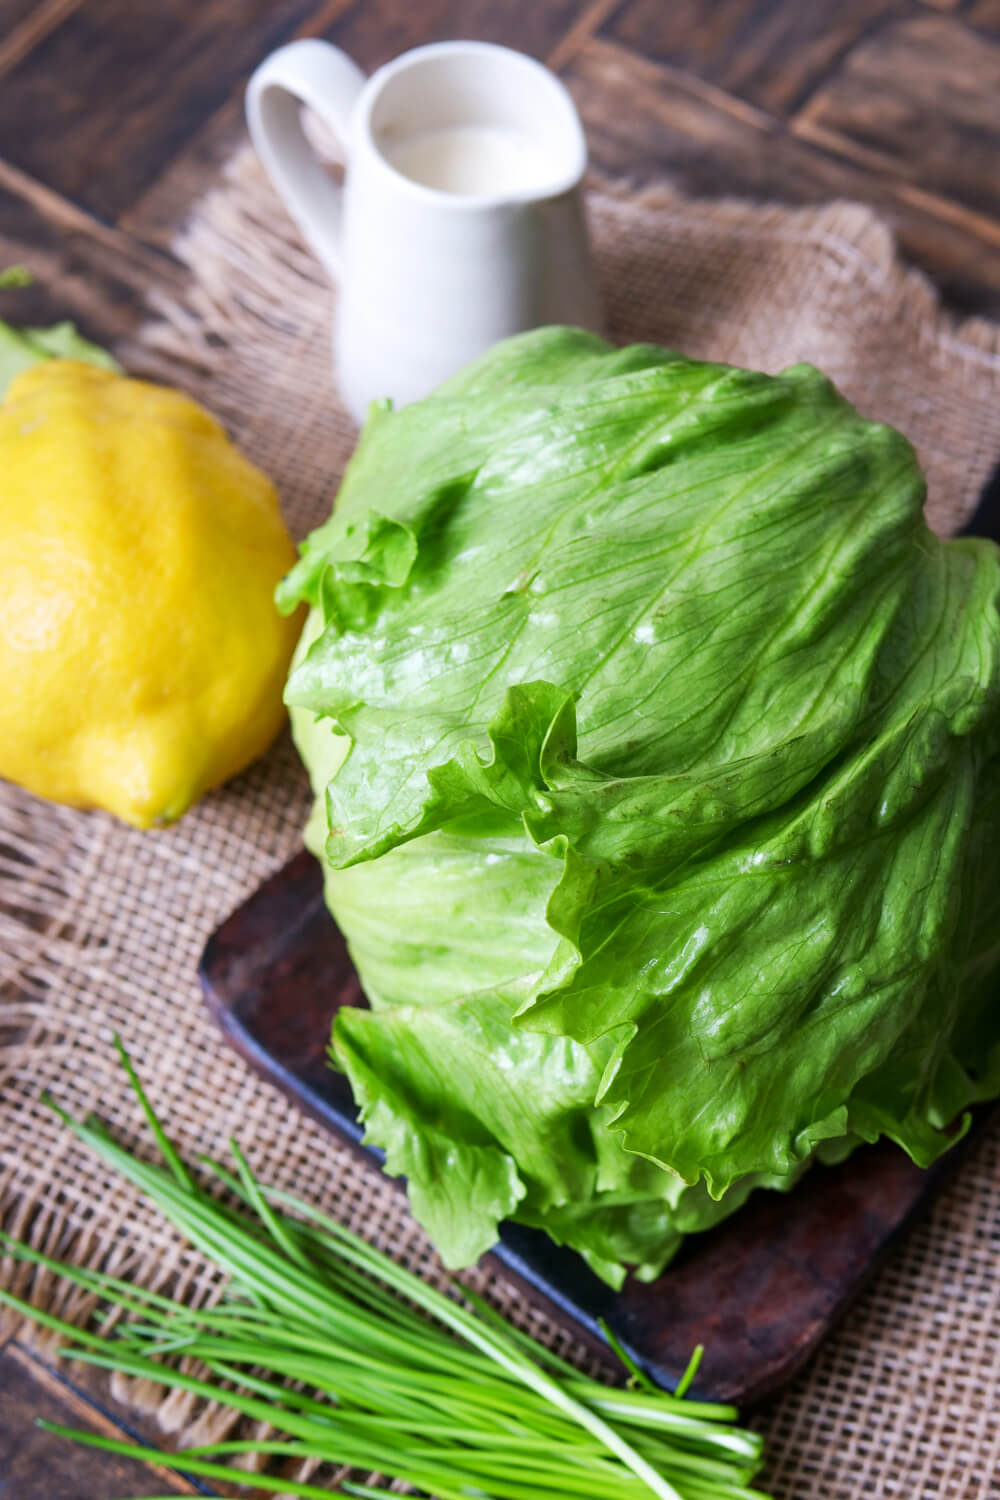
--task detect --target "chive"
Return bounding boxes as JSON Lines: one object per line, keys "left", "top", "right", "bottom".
{"left": 599, "top": 1318, "right": 657, "bottom": 1393}
{"left": 2, "top": 1046, "right": 773, "bottom": 1500}
{"left": 111, "top": 1033, "right": 192, "bottom": 1192}
{"left": 673, "top": 1345, "right": 705, "bottom": 1401}
{"left": 33, "top": 1425, "right": 436, "bottom": 1500}
{"left": 226, "top": 1136, "right": 313, "bottom": 1273}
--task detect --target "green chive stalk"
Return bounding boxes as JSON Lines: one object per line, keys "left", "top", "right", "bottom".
{"left": 0, "top": 1040, "right": 771, "bottom": 1500}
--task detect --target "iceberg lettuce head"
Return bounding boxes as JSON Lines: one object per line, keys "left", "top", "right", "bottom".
{"left": 281, "top": 328, "right": 1000, "bottom": 1286}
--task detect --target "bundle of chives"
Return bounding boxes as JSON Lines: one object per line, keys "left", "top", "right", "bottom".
{"left": 0, "top": 1041, "right": 771, "bottom": 1500}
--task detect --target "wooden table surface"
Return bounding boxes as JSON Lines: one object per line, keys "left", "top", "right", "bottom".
{"left": 2, "top": 1, "right": 1000, "bottom": 1495}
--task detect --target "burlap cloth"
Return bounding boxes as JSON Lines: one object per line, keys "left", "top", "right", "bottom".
{"left": 3, "top": 146, "right": 1000, "bottom": 1499}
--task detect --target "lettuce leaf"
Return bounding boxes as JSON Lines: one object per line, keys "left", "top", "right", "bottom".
{"left": 286, "top": 328, "right": 1000, "bottom": 1282}
{"left": 0, "top": 316, "right": 119, "bottom": 397}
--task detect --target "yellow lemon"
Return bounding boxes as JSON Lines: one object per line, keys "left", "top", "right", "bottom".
{"left": 0, "top": 360, "right": 302, "bottom": 828}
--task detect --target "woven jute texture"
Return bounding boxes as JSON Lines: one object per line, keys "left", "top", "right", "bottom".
{"left": 3, "top": 144, "right": 1000, "bottom": 1499}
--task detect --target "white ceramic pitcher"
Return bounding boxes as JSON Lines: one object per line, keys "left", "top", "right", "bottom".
{"left": 245, "top": 39, "right": 601, "bottom": 423}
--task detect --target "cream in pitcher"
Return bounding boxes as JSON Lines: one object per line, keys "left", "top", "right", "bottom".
{"left": 382, "top": 123, "right": 550, "bottom": 195}
{"left": 245, "top": 40, "right": 601, "bottom": 421}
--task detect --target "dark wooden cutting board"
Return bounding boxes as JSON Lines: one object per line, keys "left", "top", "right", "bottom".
{"left": 199, "top": 849, "right": 994, "bottom": 1405}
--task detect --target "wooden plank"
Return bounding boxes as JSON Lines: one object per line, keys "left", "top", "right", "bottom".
{"left": 0, "top": 1341, "right": 197, "bottom": 1498}
{"left": 0, "top": 0, "right": 84, "bottom": 79}
{"left": 0, "top": 167, "right": 182, "bottom": 354}
{"left": 794, "top": 15, "right": 1000, "bottom": 221}
{"left": 565, "top": 39, "right": 1000, "bottom": 316}
{"left": 119, "top": 0, "right": 359, "bottom": 249}
{"left": 963, "top": 0, "right": 1000, "bottom": 25}
{"left": 8, "top": 1338, "right": 275, "bottom": 1498}
{"left": 601, "top": 0, "right": 907, "bottom": 116}
{"left": 548, "top": 0, "right": 624, "bottom": 72}
{"left": 118, "top": 96, "right": 248, "bottom": 251}
{"left": 319, "top": 0, "right": 592, "bottom": 75}
{"left": 0, "top": 0, "right": 323, "bottom": 224}
{"left": 0, "top": 0, "right": 68, "bottom": 29}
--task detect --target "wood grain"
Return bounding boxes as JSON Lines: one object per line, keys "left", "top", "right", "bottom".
{"left": 963, "top": 0, "right": 1000, "bottom": 24}
{"left": 118, "top": 97, "right": 248, "bottom": 250}
{"left": 118, "top": 0, "right": 358, "bottom": 248}
{"left": 0, "top": 169, "right": 182, "bottom": 354}
{"left": 0, "top": 0, "right": 84, "bottom": 80}
{"left": 0, "top": 1341, "right": 199, "bottom": 1499}
{"left": 567, "top": 39, "right": 1000, "bottom": 315}
{"left": 0, "top": 0, "right": 322, "bottom": 223}
{"left": 0, "top": 0, "right": 75, "bottom": 33}
{"left": 547, "top": 0, "right": 625, "bottom": 71}
{"left": 321, "top": 0, "right": 592, "bottom": 74}
{"left": 602, "top": 0, "right": 905, "bottom": 116}
{"left": 794, "top": 16, "right": 1000, "bottom": 221}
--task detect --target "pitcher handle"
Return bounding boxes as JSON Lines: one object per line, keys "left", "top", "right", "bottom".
{"left": 246, "top": 39, "right": 366, "bottom": 279}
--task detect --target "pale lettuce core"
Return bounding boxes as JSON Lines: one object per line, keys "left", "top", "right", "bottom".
{"left": 281, "top": 328, "right": 1000, "bottom": 1287}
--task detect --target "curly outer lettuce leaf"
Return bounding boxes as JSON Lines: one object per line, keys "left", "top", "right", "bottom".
{"left": 285, "top": 328, "right": 1000, "bottom": 1282}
